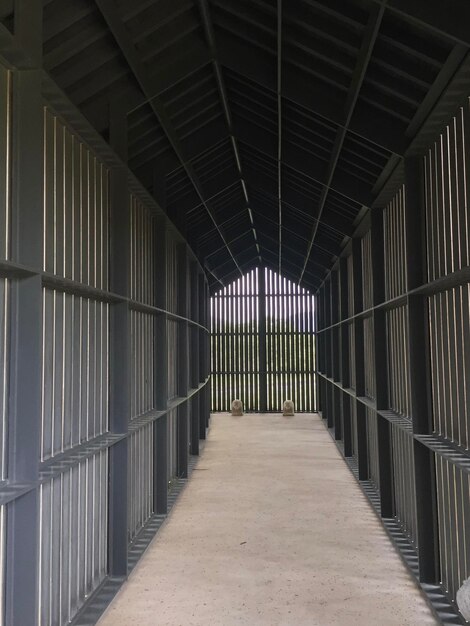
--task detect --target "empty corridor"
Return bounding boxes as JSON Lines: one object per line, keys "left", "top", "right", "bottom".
{"left": 98, "top": 414, "right": 436, "bottom": 626}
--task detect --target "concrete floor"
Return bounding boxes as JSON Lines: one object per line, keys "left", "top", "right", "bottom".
{"left": 98, "top": 413, "right": 437, "bottom": 626}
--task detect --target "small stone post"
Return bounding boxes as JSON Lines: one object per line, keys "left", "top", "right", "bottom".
{"left": 231, "top": 399, "right": 243, "bottom": 416}
{"left": 283, "top": 400, "right": 295, "bottom": 416}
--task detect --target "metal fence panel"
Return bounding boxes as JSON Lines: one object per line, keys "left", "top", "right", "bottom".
{"left": 38, "top": 450, "right": 108, "bottom": 626}
{"left": 41, "top": 290, "right": 109, "bottom": 460}
{"left": 386, "top": 306, "right": 411, "bottom": 418}
{"left": 128, "top": 424, "right": 154, "bottom": 542}
{"left": 210, "top": 267, "right": 316, "bottom": 412}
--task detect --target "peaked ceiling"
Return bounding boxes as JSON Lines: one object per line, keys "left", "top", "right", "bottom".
{"left": 6, "top": 0, "right": 469, "bottom": 291}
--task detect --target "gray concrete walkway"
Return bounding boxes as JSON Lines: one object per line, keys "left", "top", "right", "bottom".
{"left": 98, "top": 413, "right": 437, "bottom": 626}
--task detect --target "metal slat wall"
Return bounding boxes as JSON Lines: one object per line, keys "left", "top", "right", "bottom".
{"left": 366, "top": 407, "right": 380, "bottom": 493}
{"left": 386, "top": 306, "right": 411, "bottom": 418}
{"left": 167, "top": 408, "right": 178, "bottom": 481}
{"left": 316, "top": 98, "right": 470, "bottom": 622}
{"left": 435, "top": 457, "right": 470, "bottom": 606}
{"left": 362, "top": 231, "right": 375, "bottom": 402}
{"left": 38, "top": 450, "right": 108, "bottom": 626}
{"left": 390, "top": 420, "right": 418, "bottom": 546}
{"left": 210, "top": 267, "right": 316, "bottom": 413}
{"left": 40, "top": 110, "right": 111, "bottom": 624}
{"left": 128, "top": 196, "right": 155, "bottom": 543}
{"left": 127, "top": 423, "right": 153, "bottom": 543}
{"left": 166, "top": 236, "right": 179, "bottom": 407}
{"left": 265, "top": 268, "right": 315, "bottom": 412}
{"left": 0, "top": 48, "right": 211, "bottom": 625}
{"left": 383, "top": 190, "right": 417, "bottom": 545}
{"left": 165, "top": 233, "right": 180, "bottom": 481}
{"left": 211, "top": 268, "right": 260, "bottom": 412}
{"left": 424, "top": 104, "right": 470, "bottom": 613}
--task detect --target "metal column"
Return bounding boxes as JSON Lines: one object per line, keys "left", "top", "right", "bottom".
{"left": 108, "top": 103, "right": 130, "bottom": 578}
{"left": 404, "top": 157, "right": 439, "bottom": 583}
{"left": 155, "top": 216, "right": 169, "bottom": 514}
{"left": 258, "top": 268, "right": 267, "bottom": 413}
{"left": 6, "top": 65, "right": 43, "bottom": 626}
{"left": 177, "top": 244, "right": 189, "bottom": 478}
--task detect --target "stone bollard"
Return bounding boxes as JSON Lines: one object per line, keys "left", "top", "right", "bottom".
{"left": 231, "top": 399, "right": 243, "bottom": 416}
{"left": 283, "top": 400, "right": 294, "bottom": 416}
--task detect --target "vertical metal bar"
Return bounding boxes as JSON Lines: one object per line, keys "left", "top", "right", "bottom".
{"left": 154, "top": 216, "right": 168, "bottom": 514}
{"left": 108, "top": 103, "right": 130, "bottom": 577}
{"left": 404, "top": 157, "right": 439, "bottom": 583}
{"left": 259, "top": 266, "right": 267, "bottom": 412}
{"left": 177, "top": 244, "right": 189, "bottom": 478}
{"left": 243, "top": 275, "right": 247, "bottom": 410}
{"left": 6, "top": 58, "right": 43, "bottom": 624}
{"left": 369, "top": 206, "right": 394, "bottom": 515}
{"left": 190, "top": 263, "right": 200, "bottom": 456}
{"left": 342, "top": 394, "right": 352, "bottom": 457}
{"left": 198, "top": 273, "right": 208, "bottom": 439}
{"left": 356, "top": 403, "right": 368, "bottom": 480}
{"left": 352, "top": 239, "right": 365, "bottom": 397}
{"left": 334, "top": 386, "right": 341, "bottom": 440}
{"left": 339, "top": 257, "right": 349, "bottom": 388}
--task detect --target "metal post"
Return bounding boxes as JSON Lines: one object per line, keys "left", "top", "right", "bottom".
{"left": 370, "top": 207, "right": 394, "bottom": 517}
{"left": 108, "top": 102, "right": 130, "bottom": 577}
{"left": 198, "top": 273, "right": 206, "bottom": 385}
{"left": 339, "top": 257, "right": 352, "bottom": 453}
{"left": 352, "top": 238, "right": 368, "bottom": 479}
{"left": 258, "top": 266, "right": 267, "bottom": 412}
{"left": 204, "top": 281, "right": 210, "bottom": 427}
{"left": 3, "top": 18, "right": 44, "bottom": 614}
{"left": 155, "top": 216, "right": 168, "bottom": 513}
{"left": 342, "top": 395, "right": 352, "bottom": 457}
{"left": 334, "top": 387, "right": 342, "bottom": 440}
{"left": 331, "top": 269, "right": 340, "bottom": 381}
{"left": 177, "top": 243, "right": 189, "bottom": 478}
{"left": 198, "top": 273, "right": 208, "bottom": 439}
{"left": 330, "top": 269, "right": 341, "bottom": 438}
{"left": 356, "top": 403, "right": 369, "bottom": 480}
{"left": 404, "top": 156, "right": 439, "bottom": 583}
{"left": 324, "top": 280, "right": 332, "bottom": 378}
{"left": 190, "top": 262, "right": 200, "bottom": 455}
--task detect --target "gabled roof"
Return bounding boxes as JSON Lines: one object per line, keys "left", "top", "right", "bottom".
{"left": 14, "top": 0, "right": 470, "bottom": 290}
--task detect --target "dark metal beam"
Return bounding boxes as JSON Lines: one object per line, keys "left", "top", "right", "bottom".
{"left": 246, "top": 180, "right": 353, "bottom": 239}
{"left": 234, "top": 119, "right": 373, "bottom": 207}
{"left": 218, "top": 31, "right": 407, "bottom": 156}
{"left": 205, "top": 264, "right": 225, "bottom": 287}
{"left": 405, "top": 43, "right": 468, "bottom": 137}
{"left": 277, "top": 0, "right": 282, "bottom": 274}
{"left": 299, "top": 2, "right": 386, "bottom": 285}
{"left": 246, "top": 208, "right": 339, "bottom": 258}
{"left": 204, "top": 229, "right": 257, "bottom": 260}
{"left": 197, "top": 0, "right": 261, "bottom": 263}
{"left": 94, "top": 0, "right": 243, "bottom": 277}
{"left": 259, "top": 231, "right": 331, "bottom": 273}
{"left": 382, "top": 0, "right": 470, "bottom": 47}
